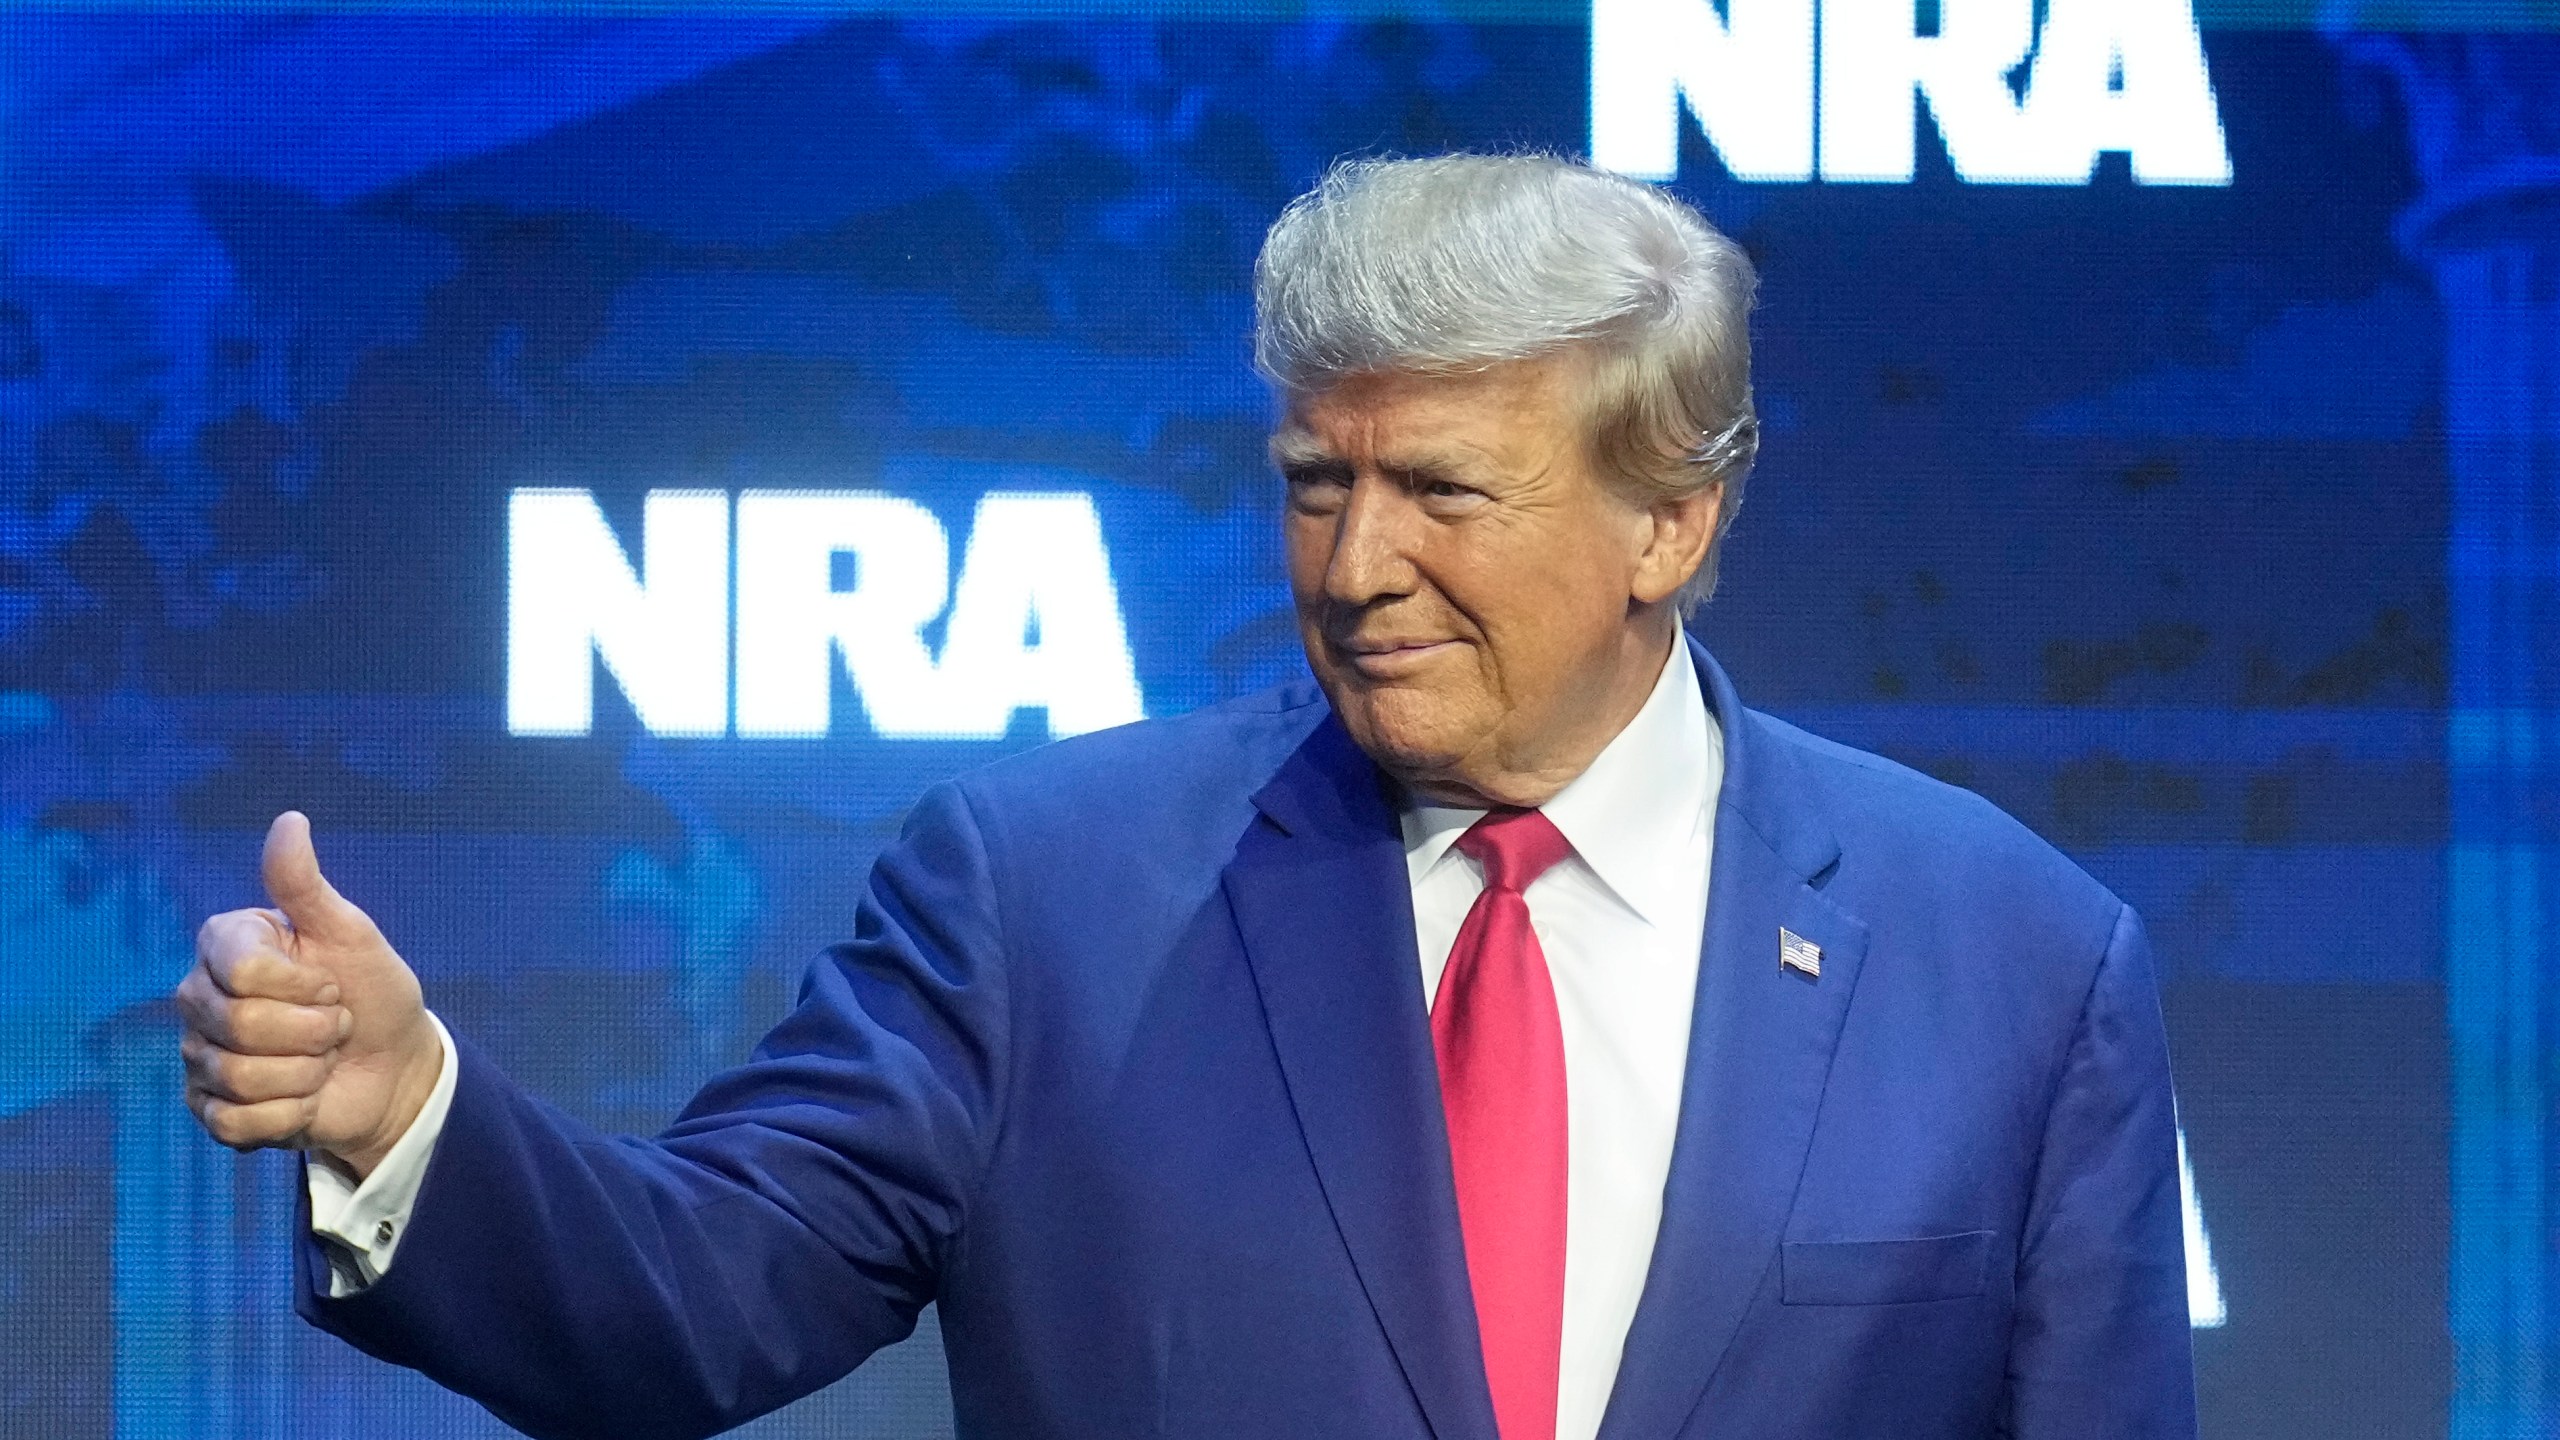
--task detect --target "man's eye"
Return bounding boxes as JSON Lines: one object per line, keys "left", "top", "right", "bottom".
{"left": 1420, "top": 479, "right": 1478, "bottom": 502}
{"left": 1286, "top": 472, "right": 1350, "bottom": 508}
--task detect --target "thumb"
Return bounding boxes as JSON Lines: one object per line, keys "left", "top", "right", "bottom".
{"left": 262, "top": 811, "right": 363, "bottom": 939}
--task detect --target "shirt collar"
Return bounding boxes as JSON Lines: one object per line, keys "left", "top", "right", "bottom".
{"left": 1399, "top": 639, "right": 1722, "bottom": 927}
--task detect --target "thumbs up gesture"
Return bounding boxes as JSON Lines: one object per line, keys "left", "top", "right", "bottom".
{"left": 175, "top": 812, "right": 443, "bottom": 1180}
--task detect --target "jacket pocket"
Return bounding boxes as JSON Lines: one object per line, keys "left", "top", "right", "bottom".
{"left": 1779, "top": 1230, "right": 1994, "bottom": 1306}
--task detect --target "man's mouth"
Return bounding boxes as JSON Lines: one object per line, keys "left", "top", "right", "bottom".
{"left": 1334, "top": 638, "right": 1463, "bottom": 677}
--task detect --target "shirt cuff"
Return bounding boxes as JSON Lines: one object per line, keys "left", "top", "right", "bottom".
{"left": 305, "top": 1010, "right": 458, "bottom": 1298}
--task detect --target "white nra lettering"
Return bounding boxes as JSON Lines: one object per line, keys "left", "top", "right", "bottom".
{"left": 1591, "top": 0, "right": 1815, "bottom": 182}
{"left": 507, "top": 488, "right": 1147, "bottom": 741}
{"left": 936, "top": 492, "right": 1146, "bottom": 741}
{"left": 1591, "top": 0, "right": 2232, "bottom": 186}
{"left": 508, "top": 489, "right": 731, "bottom": 737}
{"left": 2181, "top": 1125, "right": 2227, "bottom": 1328}
{"left": 734, "top": 491, "right": 951, "bottom": 739}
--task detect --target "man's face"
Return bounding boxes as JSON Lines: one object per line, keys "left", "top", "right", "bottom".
{"left": 1276, "top": 354, "right": 1714, "bottom": 807}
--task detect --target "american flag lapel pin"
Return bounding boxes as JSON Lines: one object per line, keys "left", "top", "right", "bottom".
{"left": 1779, "top": 927, "right": 1823, "bottom": 980}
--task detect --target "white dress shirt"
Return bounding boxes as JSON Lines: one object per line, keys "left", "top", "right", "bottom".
{"left": 1402, "top": 641, "right": 1719, "bottom": 1440}
{"left": 311, "top": 643, "right": 1724, "bottom": 1440}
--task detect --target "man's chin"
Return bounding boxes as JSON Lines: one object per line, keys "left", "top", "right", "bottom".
{"left": 1316, "top": 684, "right": 1478, "bottom": 788}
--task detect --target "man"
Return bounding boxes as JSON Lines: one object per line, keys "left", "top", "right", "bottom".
{"left": 176, "top": 154, "right": 2195, "bottom": 1440}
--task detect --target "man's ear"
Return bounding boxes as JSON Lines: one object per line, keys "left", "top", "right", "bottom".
{"left": 1630, "top": 483, "right": 1721, "bottom": 606}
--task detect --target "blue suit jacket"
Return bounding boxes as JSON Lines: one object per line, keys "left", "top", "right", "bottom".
{"left": 299, "top": 642, "right": 2195, "bottom": 1439}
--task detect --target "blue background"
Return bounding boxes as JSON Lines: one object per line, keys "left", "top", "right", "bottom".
{"left": 1, "top": 5, "right": 2551, "bottom": 1437}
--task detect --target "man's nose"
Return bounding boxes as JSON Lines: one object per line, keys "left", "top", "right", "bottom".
{"left": 1323, "top": 478, "right": 1422, "bottom": 607}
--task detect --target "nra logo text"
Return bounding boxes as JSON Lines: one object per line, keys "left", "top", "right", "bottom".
{"left": 1593, "top": 0, "right": 2232, "bottom": 185}
{"left": 506, "top": 489, "right": 1146, "bottom": 741}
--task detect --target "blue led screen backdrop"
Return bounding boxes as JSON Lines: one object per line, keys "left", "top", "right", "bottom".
{"left": 1, "top": 5, "right": 2552, "bottom": 1437}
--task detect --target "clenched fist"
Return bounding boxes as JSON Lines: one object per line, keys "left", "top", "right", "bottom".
{"left": 176, "top": 811, "right": 443, "bottom": 1180}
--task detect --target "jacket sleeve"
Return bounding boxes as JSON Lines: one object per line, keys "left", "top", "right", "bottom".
{"left": 2000, "top": 903, "right": 2198, "bottom": 1439}
{"left": 295, "top": 780, "right": 1011, "bottom": 1440}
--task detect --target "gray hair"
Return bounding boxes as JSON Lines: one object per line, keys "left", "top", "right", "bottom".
{"left": 1253, "top": 153, "right": 1760, "bottom": 606}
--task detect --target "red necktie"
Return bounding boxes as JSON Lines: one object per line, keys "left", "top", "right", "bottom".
{"left": 1432, "top": 808, "right": 1573, "bottom": 1440}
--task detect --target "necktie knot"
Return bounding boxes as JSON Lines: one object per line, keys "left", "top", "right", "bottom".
{"left": 1455, "top": 808, "right": 1573, "bottom": 895}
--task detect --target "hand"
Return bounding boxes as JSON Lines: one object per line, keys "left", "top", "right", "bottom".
{"left": 175, "top": 811, "right": 443, "bottom": 1180}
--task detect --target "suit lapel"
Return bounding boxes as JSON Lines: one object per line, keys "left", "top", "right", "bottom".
{"left": 1224, "top": 716, "right": 1498, "bottom": 1440}
{"left": 1596, "top": 643, "right": 1872, "bottom": 1440}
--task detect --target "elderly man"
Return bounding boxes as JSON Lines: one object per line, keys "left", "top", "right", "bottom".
{"left": 176, "top": 155, "right": 2194, "bottom": 1440}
